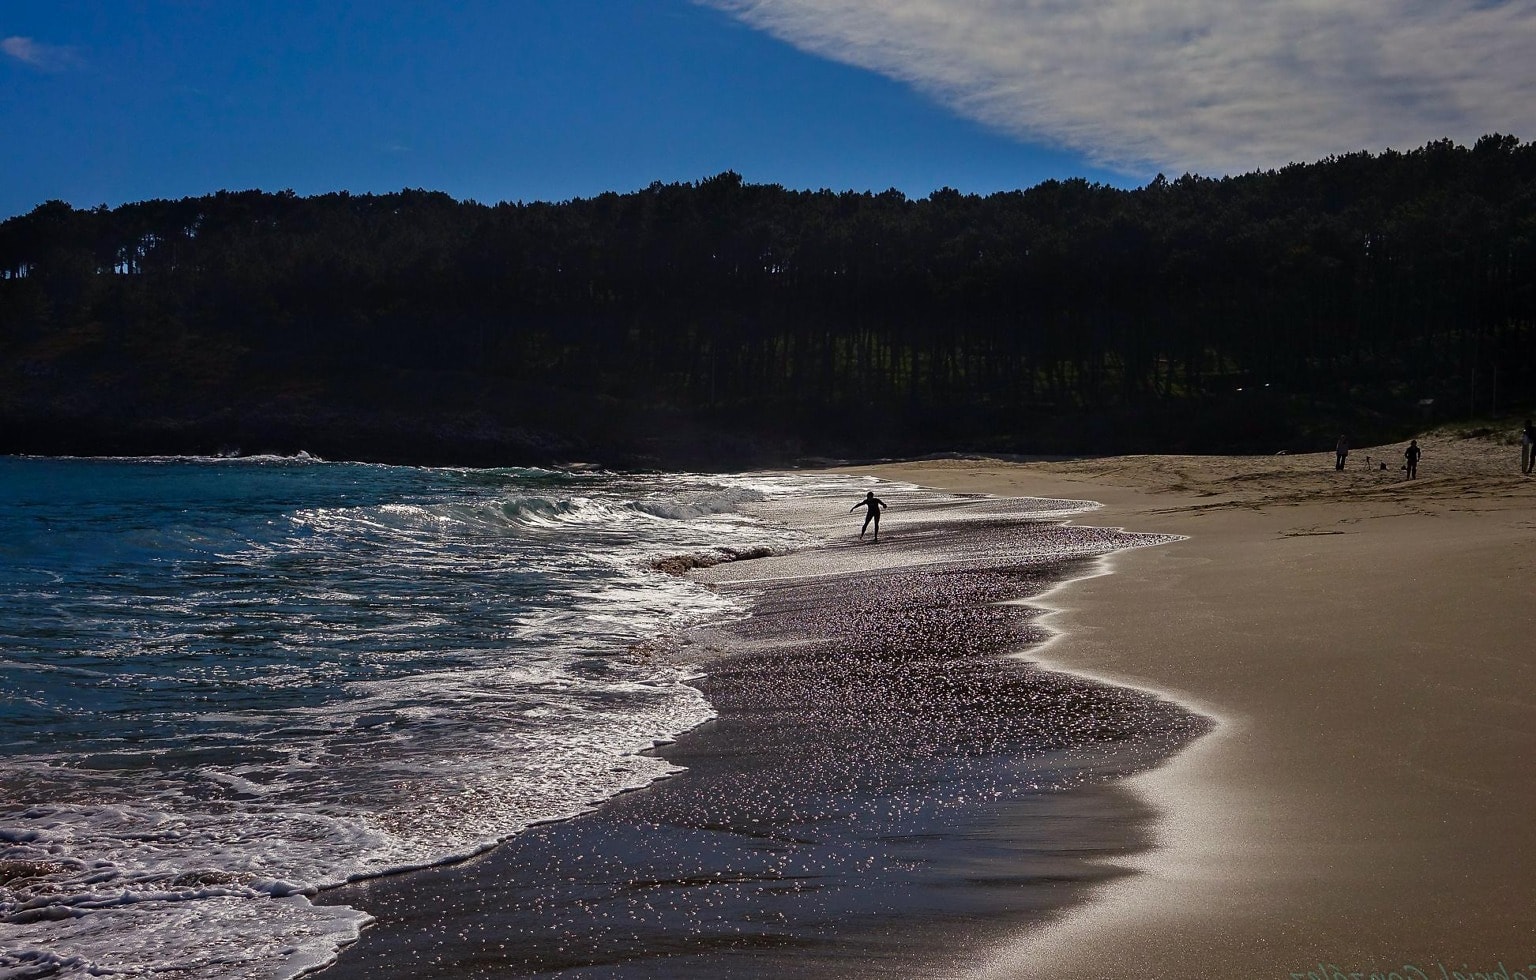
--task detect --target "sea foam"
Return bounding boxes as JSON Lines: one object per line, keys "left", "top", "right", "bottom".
{"left": 0, "top": 458, "right": 829, "bottom": 979}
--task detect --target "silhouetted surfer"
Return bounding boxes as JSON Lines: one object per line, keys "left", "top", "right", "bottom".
{"left": 849, "top": 491, "right": 887, "bottom": 542}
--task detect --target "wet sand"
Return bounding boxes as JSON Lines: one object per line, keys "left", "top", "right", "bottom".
{"left": 850, "top": 430, "right": 1536, "bottom": 979}
{"left": 316, "top": 490, "right": 1206, "bottom": 978}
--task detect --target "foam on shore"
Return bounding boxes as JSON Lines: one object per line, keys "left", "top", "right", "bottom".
{"left": 314, "top": 480, "right": 1211, "bottom": 978}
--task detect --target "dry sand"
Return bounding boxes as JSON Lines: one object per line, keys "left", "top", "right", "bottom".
{"left": 849, "top": 429, "right": 1536, "bottom": 979}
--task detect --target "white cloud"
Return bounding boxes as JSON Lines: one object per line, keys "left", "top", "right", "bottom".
{"left": 700, "top": 0, "right": 1536, "bottom": 176}
{"left": 2, "top": 35, "right": 82, "bottom": 72}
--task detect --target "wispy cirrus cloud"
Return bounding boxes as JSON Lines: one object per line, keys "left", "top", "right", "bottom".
{"left": 2, "top": 35, "right": 83, "bottom": 72}
{"left": 700, "top": 0, "right": 1536, "bottom": 176}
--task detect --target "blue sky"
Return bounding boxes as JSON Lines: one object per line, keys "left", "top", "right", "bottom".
{"left": 5, "top": 1, "right": 1533, "bottom": 220}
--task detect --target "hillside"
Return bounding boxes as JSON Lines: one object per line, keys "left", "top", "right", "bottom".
{"left": 3, "top": 137, "right": 1534, "bottom": 467}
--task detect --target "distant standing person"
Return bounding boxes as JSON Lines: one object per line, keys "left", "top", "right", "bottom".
{"left": 850, "top": 491, "right": 888, "bottom": 542}
{"left": 1404, "top": 439, "right": 1421, "bottom": 479}
{"left": 1521, "top": 420, "right": 1535, "bottom": 475}
{"left": 1334, "top": 435, "right": 1350, "bottom": 471}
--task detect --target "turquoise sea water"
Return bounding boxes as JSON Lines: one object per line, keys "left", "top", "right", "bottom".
{"left": 0, "top": 455, "right": 843, "bottom": 979}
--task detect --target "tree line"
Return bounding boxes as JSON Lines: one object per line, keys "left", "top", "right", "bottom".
{"left": 2, "top": 135, "right": 1534, "bottom": 464}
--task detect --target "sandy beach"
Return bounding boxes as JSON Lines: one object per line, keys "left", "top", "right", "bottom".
{"left": 848, "top": 428, "right": 1536, "bottom": 979}
{"left": 310, "top": 429, "right": 1536, "bottom": 979}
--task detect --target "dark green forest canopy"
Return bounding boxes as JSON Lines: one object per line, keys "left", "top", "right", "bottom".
{"left": 3, "top": 136, "right": 1534, "bottom": 466}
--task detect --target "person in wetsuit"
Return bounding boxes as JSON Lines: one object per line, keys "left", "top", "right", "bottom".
{"left": 850, "top": 491, "right": 888, "bottom": 541}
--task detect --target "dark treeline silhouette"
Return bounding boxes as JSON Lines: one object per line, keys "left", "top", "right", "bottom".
{"left": 3, "top": 136, "right": 1534, "bottom": 466}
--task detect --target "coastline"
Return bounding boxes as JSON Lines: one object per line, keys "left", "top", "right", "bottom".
{"left": 847, "top": 433, "right": 1536, "bottom": 978}
{"left": 314, "top": 484, "right": 1207, "bottom": 978}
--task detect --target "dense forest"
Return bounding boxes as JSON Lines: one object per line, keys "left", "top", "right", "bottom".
{"left": 3, "top": 135, "right": 1534, "bottom": 467}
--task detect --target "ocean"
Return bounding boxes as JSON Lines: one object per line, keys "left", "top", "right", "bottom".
{"left": 0, "top": 455, "right": 1206, "bottom": 979}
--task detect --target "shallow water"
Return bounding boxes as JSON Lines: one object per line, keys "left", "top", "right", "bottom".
{"left": 0, "top": 456, "right": 850, "bottom": 979}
